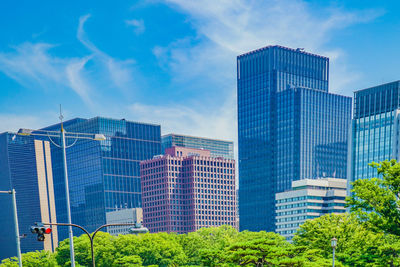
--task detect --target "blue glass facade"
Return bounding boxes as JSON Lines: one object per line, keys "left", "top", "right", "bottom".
{"left": 42, "top": 117, "right": 161, "bottom": 240}
{"left": 350, "top": 81, "right": 400, "bottom": 183}
{"left": 0, "top": 133, "right": 58, "bottom": 259}
{"left": 162, "top": 134, "right": 234, "bottom": 159}
{"left": 237, "top": 45, "right": 351, "bottom": 231}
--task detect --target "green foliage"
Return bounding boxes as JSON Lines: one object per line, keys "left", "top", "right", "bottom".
{"left": 1, "top": 250, "right": 57, "bottom": 267}
{"left": 293, "top": 213, "right": 400, "bottom": 266}
{"left": 113, "top": 255, "right": 142, "bottom": 266}
{"left": 347, "top": 159, "right": 400, "bottom": 236}
{"left": 223, "top": 231, "right": 331, "bottom": 266}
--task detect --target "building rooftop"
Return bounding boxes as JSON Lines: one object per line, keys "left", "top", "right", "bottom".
{"left": 162, "top": 133, "right": 234, "bottom": 143}
{"left": 237, "top": 45, "right": 329, "bottom": 60}
{"left": 354, "top": 80, "right": 400, "bottom": 94}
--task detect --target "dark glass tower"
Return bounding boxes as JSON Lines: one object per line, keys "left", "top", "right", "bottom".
{"left": 42, "top": 117, "right": 161, "bottom": 241}
{"left": 237, "top": 46, "right": 351, "bottom": 231}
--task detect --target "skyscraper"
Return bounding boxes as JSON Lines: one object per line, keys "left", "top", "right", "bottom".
{"left": 141, "top": 146, "right": 237, "bottom": 233}
{"left": 237, "top": 45, "right": 351, "bottom": 231}
{"left": 0, "top": 133, "right": 58, "bottom": 260}
{"left": 41, "top": 117, "right": 161, "bottom": 241}
{"left": 349, "top": 81, "right": 400, "bottom": 184}
{"left": 162, "top": 134, "right": 234, "bottom": 159}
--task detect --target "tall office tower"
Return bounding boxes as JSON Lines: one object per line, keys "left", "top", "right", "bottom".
{"left": 237, "top": 45, "right": 352, "bottom": 231}
{"left": 141, "top": 146, "right": 237, "bottom": 234}
{"left": 41, "top": 117, "right": 161, "bottom": 241}
{"left": 275, "top": 178, "right": 347, "bottom": 240}
{"left": 349, "top": 81, "right": 400, "bottom": 184}
{"left": 0, "top": 133, "right": 58, "bottom": 260}
{"left": 162, "top": 134, "right": 234, "bottom": 159}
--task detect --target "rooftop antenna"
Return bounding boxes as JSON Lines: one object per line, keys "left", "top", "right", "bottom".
{"left": 59, "top": 104, "right": 64, "bottom": 130}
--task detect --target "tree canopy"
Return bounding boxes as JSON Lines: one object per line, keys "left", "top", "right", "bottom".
{"left": 347, "top": 159, "right": 400, "bottom": 236}
{"left": 5, "top": 160, "right": 400, "bottom": 266}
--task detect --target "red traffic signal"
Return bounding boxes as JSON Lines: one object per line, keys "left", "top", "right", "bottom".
{"left": 30, "top": 223, "right": 52, "bottom": 241}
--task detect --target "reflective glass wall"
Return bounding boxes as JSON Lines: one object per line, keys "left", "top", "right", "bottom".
{"left": 42, "top": 117, "right": 161, "bottom": 240}
{"left": 162, "top": 134, "right": 234, "bottom": 159}
{"left": 350, "top": 81, "right": 400, "bottom": 183}
{"left": 238, "top": 45, "right": 350, "bottom": 231}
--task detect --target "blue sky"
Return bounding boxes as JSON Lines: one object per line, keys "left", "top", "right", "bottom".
{"left": 0, "top": 0, "right": 399, "bottom": 146}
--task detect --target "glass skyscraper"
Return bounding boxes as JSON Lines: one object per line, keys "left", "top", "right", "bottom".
{"left": 237, "top": 45, "right": 351, "bottom": 231}
{"left": 162, "top": 133, "right": 234, "bottom": 159}
{"left": 42, "top": 117, "right": 161, "bottom": 241}
{"left": 0, "top": 133, "right": 58, "bottom": 260}
{"left": 349, "top": 81, "right": 400, "bottom": 184}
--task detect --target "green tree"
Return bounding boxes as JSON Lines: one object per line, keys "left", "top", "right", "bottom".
{"left": 0, "top": 250, "right": 58, "bottom": 267}
{"left": 112, "top": 255, "right": 142, "bottom": 266}
{"left": 178, "top": 225, "right": 239, "bottom": 266}
{"left": 55, "top": 231, "right": 116, "bottom": 267}
{"left": 293, "top": 213, "right": 400, "bottom": 266}
{"left": 347, "top": 159, "right": 400, "bottom": 236}
{"left": 112, "top": 232, "right": 187, "bottom": 267}
{"left": 223, "top": 231, "right": 331, "bottom": 266}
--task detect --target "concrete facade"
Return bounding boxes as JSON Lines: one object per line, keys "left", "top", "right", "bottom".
{"left": 275, "top": 178, "right": 347, "bottom": 240}
{"left": 106, "top": 208, "right": 143, "bottom": 235}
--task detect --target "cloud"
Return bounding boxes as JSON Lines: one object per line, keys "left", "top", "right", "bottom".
{"left": 0, "top": 14, "right": 137, "bottom": 108}
{"left": 0, "top": 42, "right": 94, "bottom": 106}
{"left": 77, "top": 14, "right": 135, "bottom": 92}
{"left": 0, "top": 114, "right": 52, "bottom": 133}
{"left": 147, "top": 0, "right": 383, "bottom": 160}
{"left": 125, "top": 19, "right": 146, "bottom": 35}
{"left": 129, "top": 90, "right": 237, "bottom": 142}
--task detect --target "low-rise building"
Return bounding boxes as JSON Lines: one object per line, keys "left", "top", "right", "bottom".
{"left": 106, "top": 208, "right": 143, "bottom": 235}
{"left": 275, "top": 178, "right": 347, "bottom": 240}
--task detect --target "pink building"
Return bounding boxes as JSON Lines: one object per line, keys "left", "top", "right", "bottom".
{"left": 140, "top": 146, "right": 237, "bottom": 233}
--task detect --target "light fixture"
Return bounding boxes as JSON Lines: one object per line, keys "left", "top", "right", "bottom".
{"left": 94, "top": 134, "right": 106, "bottom": 141}
{"left": 17, "top": 128, "right": 33, "bottom": 136}
{"left": 331, "top": 237, "right": 337, "bottom": 249}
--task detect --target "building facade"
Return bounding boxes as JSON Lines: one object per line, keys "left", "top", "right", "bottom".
{"left": 41, "top": 117, "right": 161, "bottom": 241}
{"left": 275, "top": 178, "right": 346, "bottom": 240}
{"left": 162, "top": 134, "right": 234, "bottom": 159}
{"left": 349, "top": 81, "right": 400, "bottom": 185}
{"left": 106, "top": 208, "right": 143, "bottom": 235}
{"left": 0, "top": 133, "right": 58, "bottom": 260}
{"left": 237, "top": 45, "right": 351, "bottom": 231}
{"left": 141, "top": 146, "right": 237, "bottom": 234}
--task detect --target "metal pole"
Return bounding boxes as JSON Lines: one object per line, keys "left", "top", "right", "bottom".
{"left": 61, "top": 126, "right": 75, "bottom": 267}
{"left": 11, "top": 190, "right": 22, "bottom": 267}
{"left": 90, "top": 237, "right": 95, "bottom": 267}
{"left": 42, "top": 222, "right": 139, "bottom": 267}
{"left": 332, "top": 247, "right": 335, "bottom": 267}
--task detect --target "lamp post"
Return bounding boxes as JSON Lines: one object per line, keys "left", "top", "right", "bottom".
{"left": 18, "top": 118, "right": 106, "bottom": 267}
{"left": 40, "top": 222, "right": 147, "bottom": 267}
{"left": 331, "top": 237, "right": 337, "bottom": 267}
{"left": 0, "top": 190, "right": 22, "bottom": 267}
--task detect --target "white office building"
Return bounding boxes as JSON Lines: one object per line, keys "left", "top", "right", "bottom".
{"left": 275, "top": 178, "right": 347, "bottom": 240}
{"left": 106, "top": 208, "right": 143, "bottom": 236}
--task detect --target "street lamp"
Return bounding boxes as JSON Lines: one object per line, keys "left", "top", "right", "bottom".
{"left": 18, "top": 118, "right": 106, "bottom": 267}
{"left": 0, "top": 189, "right": 22, "bottom": 267}
{"left": 331, "top": 237, "right": 337, "bottom": 267}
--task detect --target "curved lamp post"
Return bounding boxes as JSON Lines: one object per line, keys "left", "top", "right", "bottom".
{"left": 41, "top": 222, "right": 148, "bottom": 267}
{"left": 18, "top": 121, "right": 106, "bottom": 267}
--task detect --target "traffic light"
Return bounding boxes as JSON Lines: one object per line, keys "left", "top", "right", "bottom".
{"left": 30, "top": 223, "right": 52, "bottom": 241}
